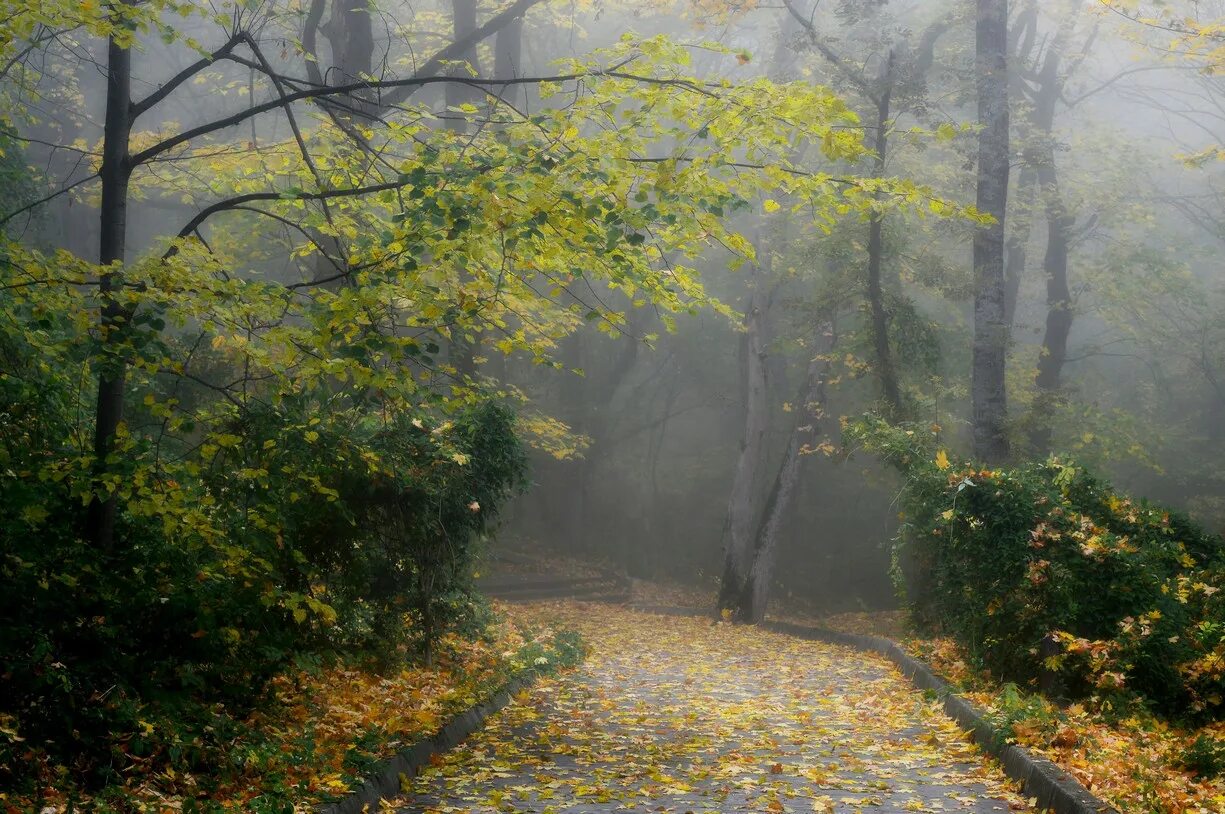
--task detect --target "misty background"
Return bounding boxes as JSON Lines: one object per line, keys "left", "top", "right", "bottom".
{"left": 15, "top": 0, "right": 1225, "bottom": 612}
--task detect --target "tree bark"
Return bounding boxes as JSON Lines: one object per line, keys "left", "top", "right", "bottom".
{"left": 728, "top": 328, "right": 835, "bottom": 624}
{"left": 1019, "top": 22, "right": 1081, "bottom": 457}
{"left": 85, "top": 16, "right": 135, "bottom": 552}
{"left": 867, "top": 51, "right": 901, "bottom": 418}
{"left": 717, "top": 267, "right": 770, "bottom": 615}
{"left": 445, "top": 0, "right": 483, "bottom": 126}
{"left": 1026, "top": 39, "right": 1075, "bottom": 456}
{"left": 1028, "top": 175, "right": 1073, "bottom": 456}
{"left": 1003, "top": 166, "right": 1035, "bottom": 327}
{"left": 326, "top": 0, "right": 374, "bottom": 83}
{"left": 971, "top": 0, "right": 1012, "bottom": 464}
{"left": 444, "top": 0, "right": 484, "bottom": 376}
{"left": 556, "top": 309, "right": 646, "bottom": 554}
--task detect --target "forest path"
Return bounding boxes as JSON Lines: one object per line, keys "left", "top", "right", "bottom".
{"left": 397, "top": 602, "right": 1032, "bottom": 814}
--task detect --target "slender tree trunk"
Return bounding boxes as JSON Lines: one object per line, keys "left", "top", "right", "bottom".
{"left": 1024, "top": 31, "right": 1075, "bottom": 456}
{"left": 1028, "top": 173, "right": 1073, "bottom": 456}
{"left": 557, "top": 331, "right": 589, "bottom": 550}
{"left": 1003, "top": 166, "right": 1035, "bottom": 327}
{"left": 1208, "top": 386, "right": 1225, "bottom": 443}
{"left": 556, "top": 310, "right": 644, "bottom": 553}
{"left": 717, "top": 268, "right": 770, "bottom": 615}
{"left": 971, "top": 0, "right": 1012, "bottom": 464}
{"left": 311, "top": 0, "right": 376, "bottom": 285}
{"left": 86, "top": 21, "right": 134, "bottom": 551}
{"left": 867, "top": 52, "right": 901, "bottom": 418}
{"left": 733, "top": 330, "right": 835, "bottom": 624}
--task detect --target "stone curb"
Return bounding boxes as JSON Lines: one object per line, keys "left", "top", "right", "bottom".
{"left": 629, "top": 604, "right": 1119, "bottom": 814}
{"left": 315, "top": 670, "right": 540, "bottom": 814}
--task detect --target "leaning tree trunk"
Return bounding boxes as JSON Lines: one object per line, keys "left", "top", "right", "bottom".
{"left": 731, "top": 329, "right": 835, "bottom": 624}
{"left": 86, "top": 17, "right": 135, "bottom": 552}
{"left": 971, "top": 0, "right": 1012, "bottom": 464}
{"left": 717, "top": 266, "right": 770, "bottom": 615}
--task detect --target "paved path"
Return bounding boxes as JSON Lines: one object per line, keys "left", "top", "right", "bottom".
{"left": 399, "top": 603, "right": 1030, "bottom": 814}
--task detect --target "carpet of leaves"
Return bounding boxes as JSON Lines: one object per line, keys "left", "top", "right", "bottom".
{"left": 819, "top": 611, "right": 1225, "bottom": 814}
{"left": 399, "top": 602, "right": 1033, "bottom": 814}
{"left": 11, "top": 614, "right": 567, "bottom": 813}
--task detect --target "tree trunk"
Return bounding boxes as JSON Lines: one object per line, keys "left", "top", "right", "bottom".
{"left": 299, "top": 0, "right": 375, "bottom": 288}
{"left": 867, "top": 51, "right": 901, "bottom": 418}
{"left": 1028, "top": 174, "right": 1073, "bottom": 456}
{"left": 445, "top": 0, "right": 482, "bottom": 125}
{"left": 1003, "top": 166, "right": 1035, "bottom": 327}
{"left": 85, "top": 22, "right": 134, "bottom": 552}
{"left": 729, "top": 329, "right": 835, "bottom": 624}
{"left": 717, "top": 267, "right": 770, "bottom": 615}
{"left": 444, "top": 0, "right": 484, "bottom": 376}
{"left": 493, "top": 14, "right": 524, "bottom": 101}
{"left": 327, "top": 0, "right": 374, "bottom": 83}
{"left": 971, "top": 0, "right": 1011, "bottom": 464}
{"left": 1024, "top": 29, "right": 1075, "bottom": 457}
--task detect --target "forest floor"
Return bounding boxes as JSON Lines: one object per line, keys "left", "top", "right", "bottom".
{"left": 398, "top": 602, "right": 1033, "bottom": 814}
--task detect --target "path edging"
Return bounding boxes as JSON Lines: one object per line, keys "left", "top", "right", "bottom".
{"left": 315, "top": 669, "right": 540, "bottom": 814}
{"left": 631, "top": 604, "right": 1118, "bottom": 814}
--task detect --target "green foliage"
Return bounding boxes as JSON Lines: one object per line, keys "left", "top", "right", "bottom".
{"left": 1178, "top": 733, "right": 1225, "bottom": 779}
{"left": 982, "top": 683, "right": 1062, "bottom": 749}
{"left": 847, "top": 415, "right": 1225, "bottom": 720}
{"left": 207, "top": 398, "right": 526, "bottom": 660}
{"left": 0, "top": 295, "right": 526, "bottom": 788}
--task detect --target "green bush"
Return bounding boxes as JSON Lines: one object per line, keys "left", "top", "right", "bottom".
{"left": 847, "top": 415, "right": 1225, "bottom": 720}
{"left": 0, "top": 297, "right": 527, "bottom": 789}
{"left": 207, "top": 398, "right": 527, "bottom": 662}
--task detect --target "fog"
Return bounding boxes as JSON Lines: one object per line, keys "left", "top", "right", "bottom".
{"left": 8, "top": 0, "right": 1225, "bottom": 615}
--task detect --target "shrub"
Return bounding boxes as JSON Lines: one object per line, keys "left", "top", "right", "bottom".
{"left": 847, "top": 415, "right": 1225, "bottom": 720}
{"left": 0, "top": 297, "right": 527, "bottom": 789}
{"left": 206, "top": 398, "right": 527, "bottom": 663}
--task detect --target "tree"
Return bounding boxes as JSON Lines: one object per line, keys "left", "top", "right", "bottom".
{"left": 711, "top": 1, "right": 971, "bottom": 624}
{"left": 718, "top": 257, "right": 773, "bottom": 617}
{"left": 971, "top": 0, "right": 1012, "bottom": 463}
{"left": 718, "top": 316, "right": 837, "bottom": 623}
{"left": 1, "top": 0, "right": 974, "bottom": 631}
{"left": 1014, "top": 8, "right": 1090, "bottom": 456}
{"left": 780, "top": 0, "right": 953, "bottom": 418}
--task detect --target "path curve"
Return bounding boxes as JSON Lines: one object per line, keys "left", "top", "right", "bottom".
{"left": 398, "top": 603, "right": 1032, "bottom": 814}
